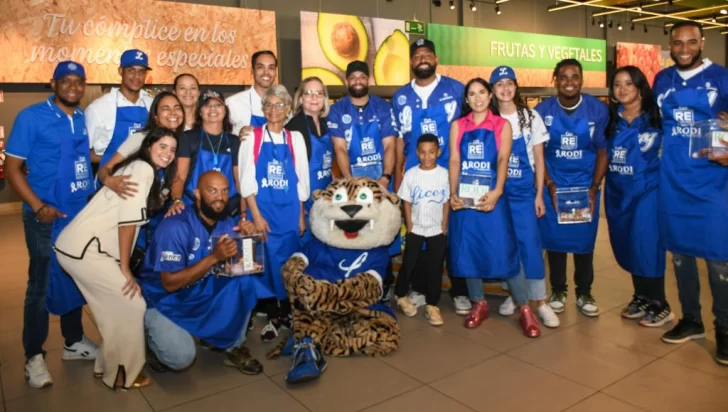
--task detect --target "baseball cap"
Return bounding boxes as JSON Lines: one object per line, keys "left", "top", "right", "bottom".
{"left": 199, "top": 89, "right": 225, "bottom": 106}
{"left": 346, "top": 60, "right": 370, "bottom": 78}
{"left": 53, "top": 61, "right": 86, "bottom": 80}
{"left": 410, "top": 38, "right": 436, "bottom": 57}
{"left": 120, "top": 49, "right": 152, "bottom": 70}
{"left": 489, "top": 66, "right": 517, "bottom": 85}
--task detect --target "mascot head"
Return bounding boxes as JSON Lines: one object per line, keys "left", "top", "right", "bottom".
{"left": 310, "top": 177, "right": 401, "bottom": 250}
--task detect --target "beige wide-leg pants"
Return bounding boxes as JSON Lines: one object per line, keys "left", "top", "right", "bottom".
{"left": 57, "top": 250, "right": 146, "bottom": 389}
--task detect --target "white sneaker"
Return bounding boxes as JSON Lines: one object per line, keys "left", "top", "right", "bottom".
{"left": 453, "top": 296, "right": 472, "bottom": 316}
{"left": 499, "top": 296, "right": 515, "bottom": 316}
{"left": 407, "top": 291, "right": 426, "bottom": 308}
{"left": 25, "top": 354, "right": 53, "bottom": 389}
{"left": 62, "top": 335, "right": 98, "bottom": 361}
{"left": 537, "top": 304, "right": 561, "bottom": 328}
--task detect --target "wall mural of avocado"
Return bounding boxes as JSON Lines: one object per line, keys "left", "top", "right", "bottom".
{"left": 301, "top": 11, "right": 410, "bottom": 86}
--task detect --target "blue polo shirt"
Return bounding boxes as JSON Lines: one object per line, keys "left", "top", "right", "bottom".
{"left": 6, "top": 95, "right": 87, "bottom": 212}
{"left": 328, "top": 95, "right": 398, "bottom": 140}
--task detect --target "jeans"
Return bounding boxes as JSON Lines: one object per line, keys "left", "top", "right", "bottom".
{"left": 145, "top": 308, "right": 250, "bottom": 370}
{"left": 672, "top": 254, "right": 728, "bottom": 329}
{"left": 22, "top": 209, "right": 83, "bottom": 359}
{"left": 503, "top": 266, "right": 548, "bottom": 301}
{"left": 466, "top": 273, "right": 529, "bottom": 306}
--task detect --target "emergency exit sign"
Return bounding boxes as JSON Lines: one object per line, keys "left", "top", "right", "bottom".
{"left": 405, "top": 20, "right": 426, "bottom": 35}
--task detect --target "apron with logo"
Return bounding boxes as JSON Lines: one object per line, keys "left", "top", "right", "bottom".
{"left": 247, "top": 127, "right": 301, "bottom": 300}
{"left": 48, "top": 105, "right": 94, "bottom": 315}
{"left": 659, "top": 70, "right": 728, "bottom": 260}
{"left": 99, "top": 91, "right": 148, "bottom": 169}
{"left": 606, "top": 112, "right": 664, "bottom": 277}
{"left": 505, "top": 122, "right": 545, "bottom": 280}
{"left": 303, "top": 120, "right": 333, "bottom": 244}
{"left": 539, "top": 101, "right": 601, "bottom": 254}
{"left": 449, "top": 114, "right": 519, "bottom": 279}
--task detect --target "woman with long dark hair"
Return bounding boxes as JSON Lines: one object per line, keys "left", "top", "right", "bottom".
{"left": 54, "top": 128, "right": 178, "bottom": 390}
{"left": 98, "top": 92, "right": 184, "bottom": 198}
{"left": 448, "top": 78, "right": 525, "bottom": 331}
{"left": 606, "top": 66, "right": 672, "bottom": 327}
{"left": 490, "top": 66, "right": 558, "bottom": 333}
{"left": 173, "top": 73, "right": 200, "bottom": 131}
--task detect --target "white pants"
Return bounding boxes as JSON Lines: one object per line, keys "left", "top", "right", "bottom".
{"left": 57, "top": 250, "right": 146, "bottom": 389}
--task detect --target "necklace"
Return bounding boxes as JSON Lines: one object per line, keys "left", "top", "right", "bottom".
{"left": 204, "top": 131, "right": 225, "bottom": 167}
{"left": 557, "top": 94, "right": 583, "bottom": 111}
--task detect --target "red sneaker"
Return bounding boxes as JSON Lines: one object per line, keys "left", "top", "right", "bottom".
{"left": 464, "top": 300, "right": 489, "bottom": 329}
{"left": 519, "top": 306, "right": 541, "bottom": 338}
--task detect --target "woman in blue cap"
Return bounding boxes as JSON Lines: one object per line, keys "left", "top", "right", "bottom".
{"left": 606, "top": 66, "right": 672, "bottom": 327}
{"left": 490, "top": 66, "right": 559, "bottom": 332}
{"left": 448, "top": 78, "right": 526, "bottom": 331}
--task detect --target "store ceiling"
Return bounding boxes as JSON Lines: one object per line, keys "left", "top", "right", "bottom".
{"left": 547, "top": 0, "right": 728, "bottom": 33}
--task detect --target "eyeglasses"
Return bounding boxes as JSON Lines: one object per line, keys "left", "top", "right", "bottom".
{"left": 303, "top": 89, "right": 325, "bottom": 98}
{"left": 263, "top": 102, "right": 288, "bottom": 111}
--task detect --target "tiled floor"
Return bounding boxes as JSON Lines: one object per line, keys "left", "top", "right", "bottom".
{"left": 1, "top": 212, "right": 727, "bottom": 412}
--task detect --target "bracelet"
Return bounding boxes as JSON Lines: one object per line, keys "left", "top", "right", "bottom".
{"left": 34, "top": 204, "right": 48, "bottom": 216}
{"left": 172, "top": 198, "right": 183, "bottom": 204}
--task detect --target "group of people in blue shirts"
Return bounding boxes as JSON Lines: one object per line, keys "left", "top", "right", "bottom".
{"left": 6, "top": 19, "right": 728, "bottom": 392}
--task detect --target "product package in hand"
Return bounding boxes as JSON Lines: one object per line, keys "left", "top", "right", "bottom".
{"left": 556, "top": 187, "right": 592, "bottom": 224}
{"left": 212, "top": 234, "right": 265, "bottom": 276}
{"left": 458, "top": 172, "right": 492, "bottom": 209}
{"left": 689, "top": 119, "right": 728, "bottom": 158}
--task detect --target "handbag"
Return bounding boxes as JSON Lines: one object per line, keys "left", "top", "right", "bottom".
{"left": 129, "top": 224, "right": 151, "bottom": 278}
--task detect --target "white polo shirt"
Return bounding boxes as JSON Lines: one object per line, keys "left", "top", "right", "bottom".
{"left": 85, "top": 87, "right": 153, "bottom": 155}
{"left": 226, "top": 88, "right": 265, "bottom": 136}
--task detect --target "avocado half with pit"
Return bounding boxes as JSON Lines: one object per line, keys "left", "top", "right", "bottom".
{"left": 317, "top": 13, "right": 368, "bottom": 72}
{"left": 373, "top": 30, "right": 409, "bottom": 86}
{"left": 302, "top": 67, "right": 344, "bottom": 86}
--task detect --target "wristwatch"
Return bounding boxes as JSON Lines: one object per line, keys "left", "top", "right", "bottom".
{"left": 382, "top": 174, "right": 392, "bottom": 182}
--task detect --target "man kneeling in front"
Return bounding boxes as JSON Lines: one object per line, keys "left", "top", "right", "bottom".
{"left": 139, "top": 171, "right": 272, "bottom": 374}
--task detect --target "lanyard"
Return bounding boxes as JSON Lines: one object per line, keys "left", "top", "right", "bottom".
{"left": 204, "top": 131, "right": 225, "bottom": 167}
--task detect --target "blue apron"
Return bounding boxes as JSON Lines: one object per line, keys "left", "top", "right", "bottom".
{"left": 183, "top": 130, "right": 238, "bottom": 206}
{"left": 141, "top": 210, "right": 273, "bottom": 349}
{"left": 405, "top": 100, "right": 452, "bottom": 172}
{"left": 659, "top": 71, "right": 728, "bottom": 260}
{"left": 249, "top": 92, "right": 267, "bottom": 127}
{"left": 302, "top": 122, "right": 333, "bottom": 244}
{"left": 47, "top": 110, "right": 94, "bottom": 315}
{"left": 99, "top": 91, "right": 148, "bottom": 169}
{"left": 606, "top": 113, "right": 665, "bottom": 277}
{"left": 539, "top": 103, "right": 602, "bottom": 254}
{"left": 247, "top": 127, "right": 302, "bottom": 300}
{"left": 505, "top": 131, "right": 545, "bottom": 280}
{"left": 449, "top": 122, "right": 519, "bottom": 279}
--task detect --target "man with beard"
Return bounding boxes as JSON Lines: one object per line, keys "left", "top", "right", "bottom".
{"left": 391, "top": 39, "right": 470, "bottom": 314}
{"left": 5, "top": 61, "right": 98, "bottom": 389}
{"left": 329, "top": 60, "right": 396, "bottom": 188}
{"left": 139, "top": 171, "right": 272, "bottom": 374}
{"left": 86, "top": 49, "right": 153, "bottom": 170}
{"left": 227, "top": 50, "right": 279, "bottom": 136}
{"left": 654, "top": 21, "right": 728, "bottom": 365}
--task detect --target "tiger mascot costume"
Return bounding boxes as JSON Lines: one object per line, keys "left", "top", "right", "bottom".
{"left": 268, "top": 177, "right": 401, "bottom": 384}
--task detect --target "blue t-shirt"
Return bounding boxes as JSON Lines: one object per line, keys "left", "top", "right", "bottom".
{"left": 6, "top": 95, "right": 87, "bottom": 211}
{"left": 328, "top": 95, "right": 398, "bottom": 141}
{"left": 391, "top": 76, "right": 464, "bottom": 169}
{"left": 535, "top": 94, "right": 609, "bottom": 151}
{"left": 140, "top": 207, "right": 237, "bottom": 305}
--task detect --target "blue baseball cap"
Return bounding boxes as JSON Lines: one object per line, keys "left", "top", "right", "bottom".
{"left": 489, "top": 66, "right": 517, "bottom": 85}
{"left": 53, "top": 61, "right": 86, "bottom": 80}
{"left": 120, "top": 49, "right": 152, "bottom": 70}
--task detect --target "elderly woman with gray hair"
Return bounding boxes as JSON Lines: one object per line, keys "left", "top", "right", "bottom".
{"left": 238, "top": 84, "right": 310, "bottom": 342}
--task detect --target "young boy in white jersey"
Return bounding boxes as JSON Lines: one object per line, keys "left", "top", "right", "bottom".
{"left": 394, "top": 134, "right": 450, "bottom": 326}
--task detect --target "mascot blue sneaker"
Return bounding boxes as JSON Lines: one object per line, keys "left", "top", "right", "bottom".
{"left": 269, "top": 177, "right": 402, "bottom": 384}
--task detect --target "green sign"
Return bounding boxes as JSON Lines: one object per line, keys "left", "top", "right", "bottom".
{"left": 405, "top": 20, "right": 426, "bottom": 35}
{"left": 427, "top": 24, "right": 606, "bottom": 71}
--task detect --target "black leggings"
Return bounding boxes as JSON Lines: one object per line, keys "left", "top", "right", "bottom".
{"left": 632, "top": 275, "right": 667, "bottom": 304}
{"left": 395, "top": 233, "right": 447, "bottom": 306}
{"left": 547, "top": 251, "right": 594, "bottom": 296}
